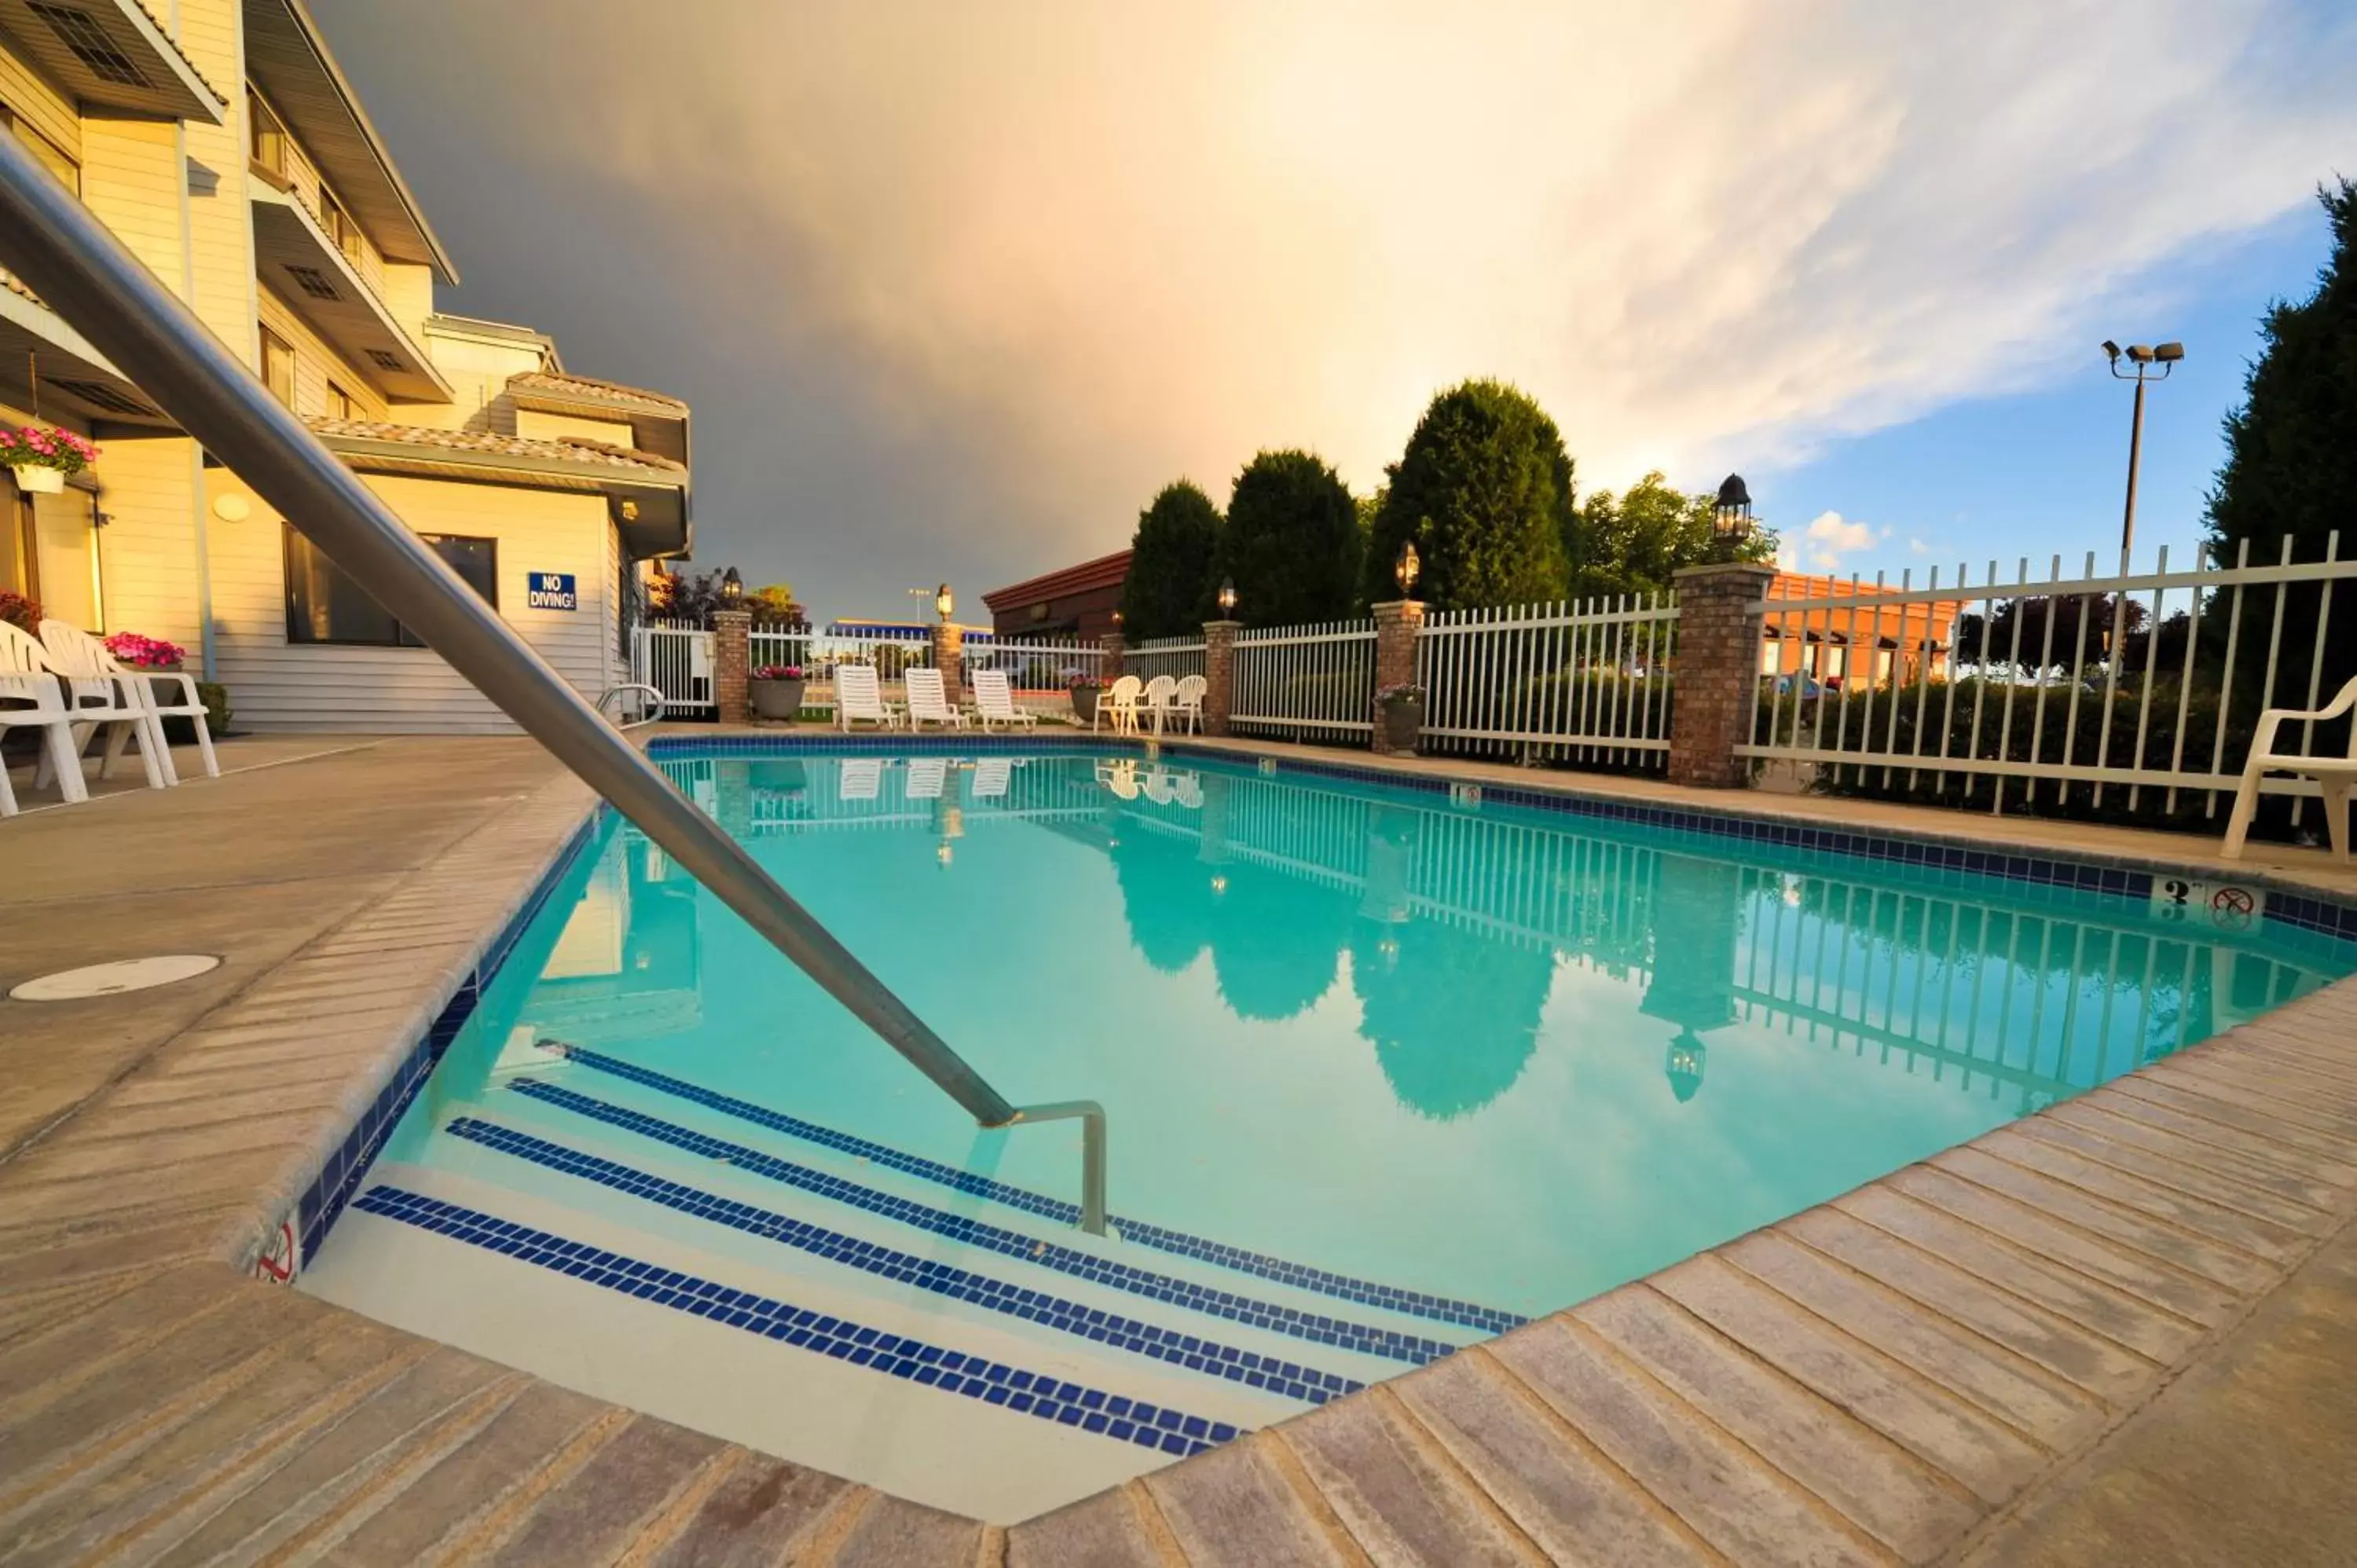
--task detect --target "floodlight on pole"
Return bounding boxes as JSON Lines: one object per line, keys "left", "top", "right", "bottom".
{"left": 2103, "top": 337, "right": 2183, "bottom": 557}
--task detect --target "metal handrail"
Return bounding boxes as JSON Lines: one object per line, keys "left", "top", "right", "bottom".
{"left": 596, "top": 681, "right": 669, "bottom": 731}
{"left": 0, "top": 135, "right": 1108, "bottom": 1234}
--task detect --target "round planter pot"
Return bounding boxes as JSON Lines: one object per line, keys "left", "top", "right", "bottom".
{"left": 1379, "top": 699, "right": 1423, "bottom": 753}
{"left": 1070, "top": 687, "right": 1101, "bottom": 725}
{"left": 9, "top": 463, "right": 66, "bottom": 495}
{"left": 749, "top": 678, "right": 806, "bottom": 721}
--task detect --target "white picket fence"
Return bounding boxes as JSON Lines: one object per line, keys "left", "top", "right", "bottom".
{"left": 1230, "top": 620, "right": 1377, "bottom": 738}
{"left": 1126, "top": 635, "right": 1208, "bottom": 683}
{"left": 632, "top": 621, "right": 715, "bottom": 714}
{"left": 631, "top": 624, "right": 1100, "bottom": 716}
{"left": 1742, "top": 536, "right": 2357, "bottom": 819}
{"left": 961, "top": 636, "right": 1105, "bottom": 692}
{"left": 1417, "top": 595, "right": 1679, "bottom": 768}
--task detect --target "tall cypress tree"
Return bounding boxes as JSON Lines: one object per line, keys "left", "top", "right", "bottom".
{"left": 1217, "top": 450, "right": 1361, "bottom": 626}
{"left": 1362, "top": 380, "right": 1573, "bottom": 610}
{"left": 2206, "top": 178, "right": 2357, "bottom": 709}
{"left": 1119, "top": 481, "right": 1223, "bottom": 638}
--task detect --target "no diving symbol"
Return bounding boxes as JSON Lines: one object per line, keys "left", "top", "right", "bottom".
{"left": 2210, "top": 885, "right": 2256, "bottom": 930}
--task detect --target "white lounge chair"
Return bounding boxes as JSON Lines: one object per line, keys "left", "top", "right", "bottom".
{"left": 971, "top": 757, "right": 1012, "bottom": 800}
{"left": 1, "top": 621, "right": 166, "bottom": 802}
{"left": 1137, "top": 675, "right": 1178, "bottom": 735}
{"left": 1096, "top": 675, "right": 1142, "bottom": 736}
{"left": 835, "top": 665, "right": 900, "bottom": 731}
{"left": 838, "top": 757, "right": 884, "bottom": 800}
{"left": 971, "top": 669, "right": 1037, "bottom": 731}
{"left": 2224, "top": 673, "right": 2357, "bottom": 861}
{"left": 904, "top": 755, "right": 950, "bottom": 800}
{"left": 2, "top": 624, "right": 93, "bottom": 816}
{"left": 1171, "top": 674, "right": 1207, "bottom": 735}
{"left": 41, "top": 619, "right": 218, "bottom": 786}
{"left": 904, "top": 669, "right": 967, "bottom": 731}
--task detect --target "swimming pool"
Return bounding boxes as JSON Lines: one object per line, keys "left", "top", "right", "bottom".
{"left": 299, "top": 740, "right": 2357, "bottom": 1520}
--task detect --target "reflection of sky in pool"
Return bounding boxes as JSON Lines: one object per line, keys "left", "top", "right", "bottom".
{"left": 398, "top": 749, "right": 2355, "bottom": 1318}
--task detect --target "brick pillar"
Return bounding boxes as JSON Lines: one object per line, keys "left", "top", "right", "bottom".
{"left": 1099, "top": 630, "right": 1125, "bottom": 680}
{"left": 1369, "top": 599, "right": 1424, "bottom": 756}
{"left": 1201, "top": 620, "right": 1241, "bottom": 737}
{"left": 931, "top": 620, "right": 963, "bottom": 699}
{"left": 1667, "top": 561, "right": 1774, "bottom": 789}
{"left": 713, "top": 610, "right": 752, "bottom": 725}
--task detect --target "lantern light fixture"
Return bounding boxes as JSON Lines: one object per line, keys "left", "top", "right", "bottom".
{"left": 1394, "top": 538, "right": 1421, "bottom": 595}
{"left": 1217, "top": 578, "right": 1237, "bottom": 616}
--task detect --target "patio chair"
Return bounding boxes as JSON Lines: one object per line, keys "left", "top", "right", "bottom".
{"left": 1171, "top": 674, "right": 1207, "bottom": 735}
{"left": 835, "top": 665, "right": 900, "bottom": 731}
{"left": 972, "top": 757, "right": 1012, "bottom": 800}
{"left": 1095, "top": 757, "right": 1142, "bottom": 800}
{"left": 41, "top": 619, "right": 218, "bottom": 786}
{"left": 1096, "top": 675, "right": 1142, "bottom": 736}
{"left": 904, "top": 755, "right": 950, "bottom": 800}
{"left": 1137, "top": 675, "right": 1178, "bottom": 735}
{"left": 838, "top": 757, "right": 884, "bottom": 800}
{"left": 1, "top": 625, "right": 93, "bottom": 816}
{"left": 1, "top": 621, "right": 166, "bottom": 802}
{"left": 1143, "top": 767, "right": 1176, "bottom": 805}
{"left": 971, "top": 669, "right": 1037, "bottom": 731}
{"left": 904, "top": 669, "right": 967, "bottom": 731}
{"left": 2223, "top": 673, "right": 2357, "bottom": 862}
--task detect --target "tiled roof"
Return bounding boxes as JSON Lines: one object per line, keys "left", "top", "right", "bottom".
{"left": 983, "top": 549, "right": 1133, "bottom": 610}
{"left": 305, "top": 417, "right": 687, "bottom": 476}
{"left": 506, "top": 370, "right": 688, "bottom": 415}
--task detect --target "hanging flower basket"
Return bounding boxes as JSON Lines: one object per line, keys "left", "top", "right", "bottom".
{"left": 2, "top": 423, "right": 99, "bottom": 496}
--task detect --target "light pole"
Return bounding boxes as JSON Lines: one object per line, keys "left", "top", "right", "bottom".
{"left": 1711, "top": 474, "right": 1754, "bottom": 563}
{"left": 2102, "top": 339, "right": 2183, "bottom": 558}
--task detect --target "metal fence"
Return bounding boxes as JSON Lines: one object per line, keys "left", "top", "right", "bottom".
{"left": 631, "top": 621, "right": 714, "bottom": 715}
{"left": 962, "top": 636, "right": 1105, "bottom": 692}
{"left": 1230, "top": 620, "right": 1376, "bottom": 739}
{"left": 1417, "top": 595, "right": 1678, "bottom": 770}
{"left": 1126, "top": 636, "right": 1208, "bottom": 683}
{"left": 1741, "top": 537, "right": 2357, "bottom": 819}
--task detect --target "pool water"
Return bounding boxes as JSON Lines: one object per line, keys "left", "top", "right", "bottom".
{"left": 300, "top": 745, "right": 2357, "bottom": 1519}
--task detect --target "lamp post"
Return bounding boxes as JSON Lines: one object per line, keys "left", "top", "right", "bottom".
{"left": 1216, "top": 578, "right": 1237, "bottom": 617}
{"left": 2102, "top": 339, "right": 2183, "bottom": 558}
{"left": 1712, "top": 474, "right": 1753, "bottom": 563}
{"left": 1393, "top": 539, "right": 1421, "bottom": 597}
{"left": 720, "top": 566, "right": 743, "bottom": 604}
{"left": 934, "top": 582, "right": 954, "bottom": 623}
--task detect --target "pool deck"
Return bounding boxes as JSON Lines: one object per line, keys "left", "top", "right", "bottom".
{"left": 2, "top": 729, "right": 2355, "bottom": 1564}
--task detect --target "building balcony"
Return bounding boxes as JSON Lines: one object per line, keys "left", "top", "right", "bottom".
{"left": 249, "top": 176, "right": 451, "bottom": 403}
{"left": 0, "top": 0, "right": 225, "bottom": 123}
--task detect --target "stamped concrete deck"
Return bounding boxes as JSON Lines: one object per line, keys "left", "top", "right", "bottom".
{"left": 4, "top": 730, "right": 2356, "bottom": 1565}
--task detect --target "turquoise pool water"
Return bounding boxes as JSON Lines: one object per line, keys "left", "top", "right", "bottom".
{"left": 382, "top": 746, "right": 2355, "bottom": 1321}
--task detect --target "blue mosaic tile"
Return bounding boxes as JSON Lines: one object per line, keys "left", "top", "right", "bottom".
{"left": 539, "top": 1042, "right": 1524, "bottom": 1338}
{"left": 351, "top": 1185, "right": 1239, "bottom": 1459}
{"left": 505, "top": 1079, "right": 1458, "bottom": 1367}
{"left": 445, "top": 1116, "right": 1362, "bottom": 1403}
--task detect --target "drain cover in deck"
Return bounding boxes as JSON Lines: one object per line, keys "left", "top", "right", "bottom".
{"left": 9, "top": 954, "right": 222, "bottom": 1002}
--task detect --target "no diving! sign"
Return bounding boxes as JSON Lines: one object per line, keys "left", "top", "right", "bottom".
{"left": 527, "top": 572, "right": 577, "bottom": 610}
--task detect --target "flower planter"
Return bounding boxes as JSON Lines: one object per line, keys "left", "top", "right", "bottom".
{"left": 1070, "top": 687, "right": 1101, "bottom": 725}
{"left": 750, "top": 676, "right": 807, "bottom": 721}
{"left": 9, "top": 463, "right": 64, "bottom": 495}
{"left": 1378, "top": 698, "right": 1424, "bottom": 753}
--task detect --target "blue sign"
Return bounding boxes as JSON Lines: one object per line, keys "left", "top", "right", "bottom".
{"left": 527, "top": 571, "right": 577, "bottom": 610}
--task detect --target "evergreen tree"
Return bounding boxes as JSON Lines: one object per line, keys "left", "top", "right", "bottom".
{"left": 1568, "top": 471, "right": 1774, "bottom": 602}
{"left": 1216, "top": 450, "right": 1361, "bottom": 626}
{"left": 1361, "top": 380, "right": 1572, "bottom": 610}
{"left": 1118, "top": 480, "right": 1223, "bottom": 638}
{"left": 2206, "top": 178, "right": 2357, "bottom": 708}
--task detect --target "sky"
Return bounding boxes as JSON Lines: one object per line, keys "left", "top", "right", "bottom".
{"left": 308, "top": 0, "right": 2357, "bottom": 620}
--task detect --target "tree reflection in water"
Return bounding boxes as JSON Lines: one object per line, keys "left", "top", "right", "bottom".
{"left": 1349, "top": 917, "right": 1552, "bottom": 1119}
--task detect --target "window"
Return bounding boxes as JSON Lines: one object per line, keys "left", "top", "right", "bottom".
{"left": 2, "top": 104, "right": 79, "bottom": 196}
{"left": 5, "top": 481, "right": 104, "bottom": 630}
{"left": 318, "top": 188, "right": 363, "bottom": 263}
{"left": 325, "top": 381, "right": 356, "bottom": 419}
{"left": 247, "top": 88, "right": 285, "bottom": 178}
{"left": 284, "top": 526, "right": 497, "bottom": 646}
{"left": 259, "top": 327, "right": 295, "bottom": 408}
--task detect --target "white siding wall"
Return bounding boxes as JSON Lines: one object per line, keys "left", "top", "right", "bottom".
{"left": 91, "top": 433, "right": 205, "bottom": 650}
{"left": 203, "top": 470, "right": 621, "bottom": 733}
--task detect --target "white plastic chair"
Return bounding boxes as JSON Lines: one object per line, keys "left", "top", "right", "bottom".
{"left": 834, "top": 665, "right": 900, "bottom": 731}
{"left": 2, "top": 621, "right": 165, "bottom": 800}
{"left": 41, "top": 619, "right": 218, "bottom": 786}
{"left": 1095, "top": 757, "right": 1142, "bottom": 800}
{"left": 904, "top": 755, "right": 949, "bottom": 800}
{"left": 1143, "top": 767, "right": 1176, "bottom": 805}
{"left": 838, "top": 757, "right": 883, "bottom": 800}
{"left": 1137, "top": 675, "right": 1178, "bottom": 735}
{"left": 971, "top": 669, "right": 1037, "bottom": 731}
{"left": 1172, "top": 771, "right": 1204, "bottom": 808}
{"left": 2224, "top": 673, "right": 2357, "bottom": 861}
{"left": 1, "top": 624, "right": 91, "bottom": 815}
{"left": 1097, "top": 675, "right": 1142, "bottom": 736}
{"left": 1171, "top": 674, "right": 1207, "bottom": 735}
{"left": 904, "top": 669, "right": 967, "bottom": 731}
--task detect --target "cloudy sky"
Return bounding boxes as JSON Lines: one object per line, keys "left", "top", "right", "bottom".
{"left": 310, "top": 0, "right": 2355, "bottom": 617}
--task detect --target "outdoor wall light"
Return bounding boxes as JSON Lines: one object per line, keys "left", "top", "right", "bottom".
{"left": 720, "top": 567, "right": 743, "bottom": 603}
{"left": 1217, "top": 578, "right": 1237, "bottom": 615}
{"left": 1712, "top": 474, "right": 1753, "bottom": 559}
{"left": 934, "top": 582, "right": 955, "bottom": 621}
{"left": 210, "top": 492, "right": 251, "bottom": 522}
{"left": 1394, "top": 539, "right": 1420, "bottom": 595}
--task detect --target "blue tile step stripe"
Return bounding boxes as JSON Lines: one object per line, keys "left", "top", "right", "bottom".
{"left": 352, "top": 1186, "right": 1237, "bottom": 1460}
{"left": 442, "top": 1117, "right": 1364, "bottom": 1405}
{"left": 537, "top": 1040, "right": 1524, "bottom": 1338}
{"left": 505, "top": 1079, "right": 1458, "bottom": 1368}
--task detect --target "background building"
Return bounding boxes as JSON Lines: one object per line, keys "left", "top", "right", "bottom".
{"left": 981, "top": 548, "right": 1128, "bottom": 640}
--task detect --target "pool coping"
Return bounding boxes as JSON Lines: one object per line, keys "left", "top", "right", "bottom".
{"left": 8, "top": 731, "right": 2357, "bottom": 1563}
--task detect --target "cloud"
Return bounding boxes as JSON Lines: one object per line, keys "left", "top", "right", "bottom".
{"left": 311, "top": 0, "right": 2357, "bottom": 610}
{"left": 1777, "top": 511, "right": 1884, "bottom": 573}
